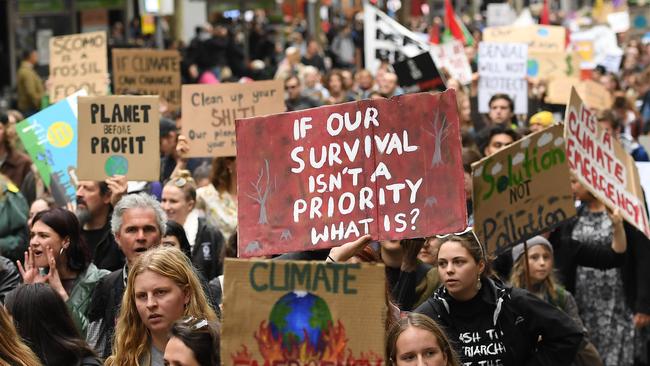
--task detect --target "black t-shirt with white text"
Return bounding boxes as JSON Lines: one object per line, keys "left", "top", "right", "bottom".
{"left": 446, "top": 287, "right": 511, "bottom": 366}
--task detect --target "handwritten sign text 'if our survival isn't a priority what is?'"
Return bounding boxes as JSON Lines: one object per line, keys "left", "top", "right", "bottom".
{"left": 236, "top": 91, "right": 467, "bottom": 257}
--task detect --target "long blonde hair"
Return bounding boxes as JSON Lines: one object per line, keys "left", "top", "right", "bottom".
{"left": 509, "top": 246, "right": 559, "bottom": 303}
{"left": 0, "top": 306, "right": 42, "bottom": 366}
{"left": 105, "top": 246, "right": 217, "bottom": 366}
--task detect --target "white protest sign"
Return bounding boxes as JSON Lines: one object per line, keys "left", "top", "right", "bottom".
{"left": 608, "top": 11, "right": 631, "bottom": 33}
{"left": 363, "top": 3, "right": 431, "bottom": 74}
{"left": 637, "top": 162, "right": 650, "bottom": 203}
{"left": 430, "top": 40, "right": 473, "bottom": 85}
{"left": 478, "top": 42, "right": 528, "bottom": 114}
{"left": 487, "top": 3, "right": 516, "bottom": 27}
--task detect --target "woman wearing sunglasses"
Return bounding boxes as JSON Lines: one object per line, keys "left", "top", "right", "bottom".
{"left": 164, "top": 317, "right": 220, "bottom": 366}
{"left": 161, "top": 171, "right": 225, "bottom": 280}
{"left": 105, "top": 246, "right": 218, "bottom": 366}
{"left": 415, "top": 229, "right": 584, "bottom": 366}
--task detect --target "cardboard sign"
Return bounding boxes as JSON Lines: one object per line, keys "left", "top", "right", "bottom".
{"left": 112, "top": 49, "right": 181, "bottom": 110}
{"left": 478, "top": 42, "right": 528, "bottom": 114}
{"left": 48, "top": 31, "right": 107, "bottom": 102}
{"left": 77, "top": 96, "right": 160, "bottom": 181}
{"left": 222, "top": 259, "right": 386, "bottom": 365}
{"left": 576, "top": 80, "right": 613, "bottom": 111}
{"left": 527, "top": 52, "right": 572, "bottom": 79}
{"left": 430, "top": 40, "right": 473, "bottom": 85}
{"left": 545, "top": 77, "right": 580, "bottom": 105}
{"left": 181, "top": 80, "right": 285, "bottom": 157}
{"left": 236, "top": 91, "right": 467, "bottom": 257}
{"left": 483, "top": 25, "right": 566, "bottom": 54}
{"left": 564, "top": 88, "right": 650, "bottom": 238}
{"left": 472, "top": 125, "right": 576, "bottom": 254}
{"left": 16, "top": 90, "right": 87, "bottom": 204}
{"left": 393, "top": 52, "right": 443, "bottom": 88}
{"left": 363, "top": 3, "right": 431, "bottom": 74}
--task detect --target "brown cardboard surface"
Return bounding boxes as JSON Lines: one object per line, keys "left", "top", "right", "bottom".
{"left": 221, "top": 259, "right": 386, "bottom": 365}
{"left": 482, "top": 25, "right": 566, "bottom": 54}
{"left": 564, "top": 88, "right": 650, "bottom": 237}
{"left": 77, "top": 95, "right": 160, "bottom": 181}
{"left": 181, "top": 80, "right": 285, "bottom": 157}
{"left": 472, "top": 125, "right": 576, "bottom": 254}
{"left": 112, "top": 49, "right": 181, "bottom": 110}
{"left": 545, "top": 78, "right": 612, "bottom": 108}
{"left": 48, "top": 31, "right": 108, "bottom": 102}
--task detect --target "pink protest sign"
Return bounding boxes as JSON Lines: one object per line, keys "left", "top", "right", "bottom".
{"left": 236, "top": 90, "right": 467, "bottom": 257}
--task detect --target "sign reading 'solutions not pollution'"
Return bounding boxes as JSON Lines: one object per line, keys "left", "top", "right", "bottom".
{"left": 182, "top": 80, "right": 285, "bottom": 157}
{"left": 478, "top": 42, "right": 528, "bottom": 115}
{"left": 236, "top": 90, "right": 467, "bottom": 257}
{"left": 472, "top": 125, "right": 576, "bottom": 254}
{"left": 49, "top": 31, "right": 107, "bottom": 102}
{"left": 565, "top": 88, "right": 650, "bottom": 238}
{"left": 77, "top": 96, "right": 160, "bottom": 181}
{"left": 112, "top": 49, "right": 181, "bottom": 110}
{"left": 222, "top": 259, "right": 386, "bottom": 366}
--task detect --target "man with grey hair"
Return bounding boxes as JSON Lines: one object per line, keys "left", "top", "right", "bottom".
{"left": 86, "top": 193, "right": 166, "bottom": 358}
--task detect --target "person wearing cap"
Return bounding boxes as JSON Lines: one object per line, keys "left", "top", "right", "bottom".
{"left": 509, "top": 236, "right": 604, "bottom": 366}
{"left": 529, "top": 111, "right": 554, "bottom": 133}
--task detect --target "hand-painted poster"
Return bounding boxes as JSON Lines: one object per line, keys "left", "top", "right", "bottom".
{"left": 478, "top": 42, "right": 528, "bottom": 114}
{"left": 76, "top": 96, "right": 160, "bottom": 181}
{"left": 236, "top": 90, "right": 467, "bottom": 257}
{"left": 564, "top": 88, "right": 650, "bottom": 238}
{"left": 222, "top": 259, "right": 386, "bottom": 366}
{"left": 16, "top": 90, "right": 87, "bottom": 204}
{"left": 49, "top": 31, "right": 107, "bottom": 102}
{"left": 112, "top": 49, "right": 181, "bottom": 110}
{"left": 181, "top": 80, "right": 285, "bottom": 157}
{"left": 472, "top": 125, "right": 576, "bottom": 254}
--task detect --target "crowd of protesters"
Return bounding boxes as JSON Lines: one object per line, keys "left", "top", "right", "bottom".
{"left": 2, "top": 3, "right": 650, "bottom": 366}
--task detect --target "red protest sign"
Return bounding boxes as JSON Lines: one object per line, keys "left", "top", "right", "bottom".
{"left": 564, "top": 87, "right": 650, "bottom": 238}
{"left": 236, "top": 90, "right": 467, "bottom": 257}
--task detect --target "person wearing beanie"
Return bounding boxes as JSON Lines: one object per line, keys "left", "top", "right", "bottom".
{"left": 528, "top": 111, "right": 554, "bottom": 133}
{"left": 509, "top": 235, "right": 604, "bottom": 366}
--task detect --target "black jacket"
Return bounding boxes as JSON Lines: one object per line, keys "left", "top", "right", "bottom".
{"left": 549, "top": 205, "right": 650, "bottom": 314}
{"left": 192, "top": 218, "right": 225, "bottom": 280}
{"left": 415, "top": 278, "right": 583, "bottom": 366}
{"left": 82, "top": 218, "right": 125, "bottom": 272}
{"left": 0, "top": 255, "right": 20, "bottom": 303}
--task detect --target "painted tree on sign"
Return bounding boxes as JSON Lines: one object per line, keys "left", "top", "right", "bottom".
{"left": 247, "top": 159, "right": 274, "bottom": 224}
{"left": 422, "top": 108, "right": 450, "bottom": 167}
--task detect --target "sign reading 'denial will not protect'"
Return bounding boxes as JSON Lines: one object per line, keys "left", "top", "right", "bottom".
{"left": 472, "top": 125, "right": 576, "bottom": 254}
{"left": 76, "top": 96, "right": 160, "bottom": 181}
{"left": 564, "top": 87, "right": 650, "bottom": 238}
{"left": 181, "top": 80, "right": 285, "bottom": 157}
{"left": 222, "top": 259, "right": 386, "bottom": 366}
{"left": 478, "top": 42, "right": 528, "bottom": 115}
{"left": 236, "top": 90, "right": 467, "bottom": 257}
{"left": 112, "top": 49, "right": 181, "bottom": 110}
{"left": 49, "top": 31, "right": 107, "bottom": 102}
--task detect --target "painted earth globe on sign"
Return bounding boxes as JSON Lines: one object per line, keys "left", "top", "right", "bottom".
{"left": 104, "top": 155, "right": 129, "bottom": 176}
{"left": 269, "top": 291, "right": 333, "bottom": 353}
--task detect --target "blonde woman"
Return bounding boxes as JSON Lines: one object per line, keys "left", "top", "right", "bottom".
{"left": 105, "top": 246, "right": 218, "bottom": 366}
{"left": 0, "top": 305, "right": 41, "bottom": 366}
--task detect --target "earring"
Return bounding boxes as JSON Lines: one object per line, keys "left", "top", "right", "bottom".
{"left": 59, "top": 247, "right": 65, "bottom": 256}
{"left": 476, "top": 274, "right": 482, "bottom": 291}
